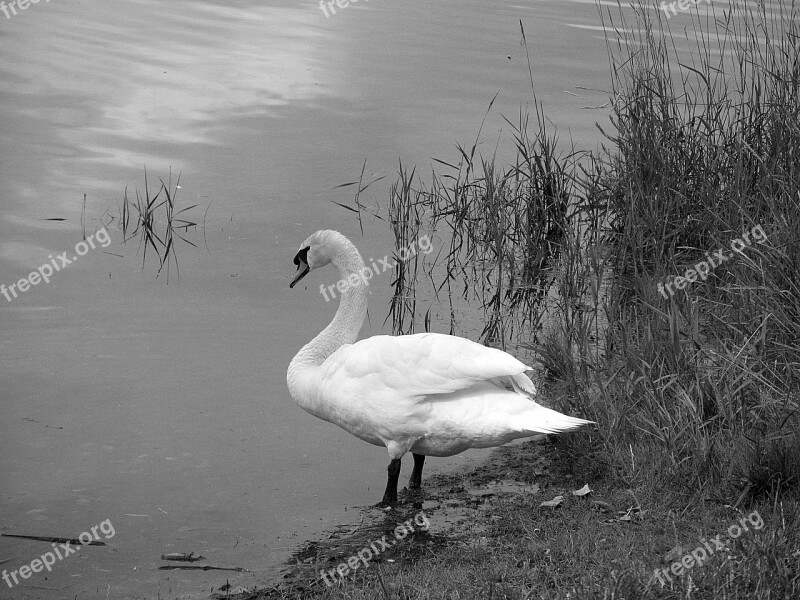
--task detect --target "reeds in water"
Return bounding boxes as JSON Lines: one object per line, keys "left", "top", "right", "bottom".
{"left": 120, "top": 168, "right": 202, "bottom": 279}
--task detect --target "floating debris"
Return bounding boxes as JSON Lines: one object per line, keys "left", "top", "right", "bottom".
{"left": 158, "top": 565, "right": 246, "bottom": 572}
{"left": 160, "top": 552, "right": 205, "bottom": 562}
{"left": 2, "top": 534, "right": 105, "bottom": 546}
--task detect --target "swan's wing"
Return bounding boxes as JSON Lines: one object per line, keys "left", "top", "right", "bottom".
{"left": 319, "top": 332, "right": 536, "bottom": 400}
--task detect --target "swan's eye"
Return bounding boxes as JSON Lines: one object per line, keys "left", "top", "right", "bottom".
{"left": 293, "top": 246, "right": 310, "bottom": 267}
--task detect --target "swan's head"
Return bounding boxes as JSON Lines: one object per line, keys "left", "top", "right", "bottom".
{"left": 290, "top": 230, "right": 352, "bottom": 288}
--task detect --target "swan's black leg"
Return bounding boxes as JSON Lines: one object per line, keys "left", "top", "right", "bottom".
{"left": 409, "top": 453, "right": 425, "bottom": 489}
{"left": 381, "top": 458, "right": 402, "bottom": 505}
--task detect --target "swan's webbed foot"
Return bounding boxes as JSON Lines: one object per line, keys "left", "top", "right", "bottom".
{"left": 409, "top": 453, "right": 425, "bottom": 489}
{"left": 380, "top": 458, "right": 402, "bottom": 505}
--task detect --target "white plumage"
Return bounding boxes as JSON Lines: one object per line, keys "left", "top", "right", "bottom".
{"left": 287, "top": 230, "right": 592, "bottom": 504}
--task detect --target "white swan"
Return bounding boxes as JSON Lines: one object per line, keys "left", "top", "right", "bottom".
{"left": 287, "top": 230, "right": 592, "bottom": 504}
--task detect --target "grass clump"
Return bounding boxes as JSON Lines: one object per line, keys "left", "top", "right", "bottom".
{"left": 385, "top": 96, "right": 579, "bottom": 347}
{"left": 586, "top": 0, "right": 800, "bottom": 504}
{"left": 117, "top": 167, "right": 205, "bottom": 278}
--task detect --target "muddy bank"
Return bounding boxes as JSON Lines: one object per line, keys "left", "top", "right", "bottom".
{"left": 217, "top": 436, "right": 587, "bottom": 599}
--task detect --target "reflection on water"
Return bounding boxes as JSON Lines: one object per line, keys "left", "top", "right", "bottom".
{"left": 1, "top": 0, "right": 625, "bottom": 597}
{"left": 0, "top": 0, "right": 335, "bottom": 211}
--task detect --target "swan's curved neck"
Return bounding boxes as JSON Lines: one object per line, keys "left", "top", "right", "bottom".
{"left": 289, "top": 241, "right": 369, "bottom": 372}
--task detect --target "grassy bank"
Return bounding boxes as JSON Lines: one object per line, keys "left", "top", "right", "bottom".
{"left": 245, "top": 1, "right": 799, "bottom": 598}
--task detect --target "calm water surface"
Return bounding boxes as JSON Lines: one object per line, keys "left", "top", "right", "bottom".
{"left": 0, "top": 0, "right": 622, "bottom": 597}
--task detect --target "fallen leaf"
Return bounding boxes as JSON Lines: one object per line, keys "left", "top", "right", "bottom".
{"left": 540, "top": 495, "right": 564, "bottom": 508}
{"left": 572, "top": 484, "right": 592, "bottom": 497}
{"left": 617, "top": 505, "right": 644, "bottom": 522}
{"left": 591, "top": 500, "right": 613, "bottom": 512}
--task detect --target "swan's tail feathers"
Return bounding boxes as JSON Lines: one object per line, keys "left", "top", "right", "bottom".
{"left": 520, "top": 403, "right": 594, "bottom": 435}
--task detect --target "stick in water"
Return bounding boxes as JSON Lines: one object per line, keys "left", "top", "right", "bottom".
{"left": 1, "top": 534, "right": 105, "bottom": 546}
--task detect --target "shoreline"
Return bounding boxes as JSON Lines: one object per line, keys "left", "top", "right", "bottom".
{"left": 218, "top": 428, "right": 578, "bottom": 599}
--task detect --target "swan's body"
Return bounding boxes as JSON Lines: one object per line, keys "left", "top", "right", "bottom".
{"left": 287, "top": 230, "right": 592, "bottom": 504}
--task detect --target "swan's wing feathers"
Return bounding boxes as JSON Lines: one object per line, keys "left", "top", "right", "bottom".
{"left": 321, "top": 333, "right": 533, "bottom": 399}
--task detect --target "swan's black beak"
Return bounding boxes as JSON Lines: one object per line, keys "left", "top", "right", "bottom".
{"left": 290, "top": 246, "right": 310, "bottom": 288}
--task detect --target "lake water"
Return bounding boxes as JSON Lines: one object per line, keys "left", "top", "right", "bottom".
{"left": 0, "top": 0, "right": 651, "bottom": 597}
